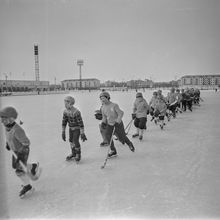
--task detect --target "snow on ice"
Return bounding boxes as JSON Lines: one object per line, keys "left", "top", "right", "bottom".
{"left": 0, "top": 89, "right": 220, "bottom": 219}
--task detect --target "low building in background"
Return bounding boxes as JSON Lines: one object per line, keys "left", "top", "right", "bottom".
{"left": 180, "top": 74, "right": 220, "bottom": 89}
{"left": 0, "top": 80, "right": 49, "bottom": 92}
{"left": 61, "top": 78, "right": 100, "bottom": 90}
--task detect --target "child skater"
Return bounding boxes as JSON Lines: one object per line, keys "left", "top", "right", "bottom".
{"left": 132, "top": 92, "right": 150, "bottom": 140}
{"left": 155, "top": 93, "right": 167, "bottom": 129}
{"left": 0, "top": 106, "right": 41, "bottom": 198}
{"left": 149, "top": 91, "right": 158, "bottom": 120}
{"left": 99, "top": 91, "right": 135, "bottom": 158}
{"left": 62, "top": 96, "right": 87, "bottom": 162}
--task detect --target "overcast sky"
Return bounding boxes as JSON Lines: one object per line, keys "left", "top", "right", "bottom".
{"left": 0, "top": 0, "right": 220, "bottom": 83}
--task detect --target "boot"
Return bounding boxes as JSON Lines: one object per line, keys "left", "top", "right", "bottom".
{"left": 19, "top": 184, "right": 33, "bottom": 198}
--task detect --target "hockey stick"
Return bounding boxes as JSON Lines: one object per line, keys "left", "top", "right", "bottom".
{"left": 199, "top": 97, "right": 204, "bottom": 102}
{"left": 125, "top": 119, "right": 133, "bottom": 135}
{"left": 11, "top": 150, "right": 41, "bottom": 181}
{"left": 101, "top": 127, "right": 115, "bottom": 169}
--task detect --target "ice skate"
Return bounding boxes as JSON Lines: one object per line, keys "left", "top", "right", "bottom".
{"left": 66, "top": 154, "right": 75, "bottom": 161}
{"left": 100, "top": 142, "right": 108, "bottom": 147}
{"left": 128, "top": 142, "right": 135, "bottom": 152}
{"left": 30, "top": 162, "right": 42, "bottom": 181}
{"left": 107, "top": 150, "right": 117, "bottom": 158}
{"left": 19, "top": 184, "right": 34, "bottom": 198}
{"left": 75, "top": 149, "right": 81, "bottom": 163}
{"left": 139, "top": 135, "right": 143, "bottom": 141}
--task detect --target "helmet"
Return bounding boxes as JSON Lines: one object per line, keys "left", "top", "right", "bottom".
{"left": 0, "top": 106, "right": 18, "bottom": 119}
{"left": 171, "top": 87, "right": 175, "bottom": 92}
{"left": 136, "top": 92, "right": 143, "bottom": 98}
{"left": 99, "top": 91, "right": 110, "bottom": 100}
{"left": 153, "top": 91, "right": 157, "bottom": 96}
{"left": 64, "top": 96, "right": 75, "bottom": 105}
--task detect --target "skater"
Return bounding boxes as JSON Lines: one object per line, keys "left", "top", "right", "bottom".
{"left": 149, "top": 91, "right": 159, "bottom": 122}
{"left": 175, "top": 89, "right": 183, "bottom": 113}
{"left": 0, "top": 106, "right": 41, "bottom": 198}
{"left": 155, "top": 93, "right": 168, "bottom": 129}
{"left": 95, "top": 89, "right": 109, "bottom": 147}
{"left": 181, "top": 89, "right": 187, "bottom": 111}
{"left": 99, "top": 91, "right": 135, "bottom": 158}
{"left": 62, "top": 96, "right": 87, "bottom": 162}
{"left": 167, "top": 87, "right": 178, "bottom": 118}
{"left": 132, "top": 92, "right": 150, "bottom": 140}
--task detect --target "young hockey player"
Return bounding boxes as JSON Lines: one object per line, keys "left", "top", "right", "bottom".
{"left": 0, "top": 106, "right": 41, "bottom": 198}
{"left": 132, "top": 92, "right": 150, "bottom": 140}
{"left": 175, "top": 89, "right": 183, "bottom": 113}
{"left": 100, "top": 91, "right": 135, "bottom": 158}
{"left": 155, "top": 92, "right": 167, "bottom": 129}
{"left": 62, "top": 96, "right": 87, "bottom": 162}
{"left": 167, "top": 87, "right": 178, "bottom": 118}
{"left": 149, "top": 91, "right": 159, "bottom": 122}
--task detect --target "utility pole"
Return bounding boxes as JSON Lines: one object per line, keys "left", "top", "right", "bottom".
{"left": 77, "top": 59, "right": 84, "bottom": 90}
{"left": 4, "top": 73, "right": 8, "bottom": 92}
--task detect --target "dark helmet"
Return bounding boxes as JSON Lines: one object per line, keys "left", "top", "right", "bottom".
{"left": 99, "top": 91, "right": 110, "bottom": 100}
{"left": 171, "top": 87, "right": 175, "bottom": 92}
{"left": 136, "top": 92, "right": 143, "bottom": 98}
{"left": 0, "top": 106, "right": 18, "bottom": 119}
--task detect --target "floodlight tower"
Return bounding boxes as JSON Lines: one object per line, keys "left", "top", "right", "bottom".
{"left": 77, "top": 59, "right": 84, "bottom": 90}
{"left": 34, "top": 45, "right": 40, "bottom": 82}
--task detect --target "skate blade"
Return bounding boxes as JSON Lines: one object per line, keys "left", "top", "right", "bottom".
{"left": 107, "top": 155, "right": 117, "bottom": 159}
{"left": 19, "top": 187, "right": 35, "bottom": 199}
{"left": 66, "top": 157, "right": 75, "bottom": 162}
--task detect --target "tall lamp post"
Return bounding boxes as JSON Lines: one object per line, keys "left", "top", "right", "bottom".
{"left": 3, "top": 73, "right": 8, "bottom": 92}
{"left": 77, "top": 59, "right": 84, "bottom": 90}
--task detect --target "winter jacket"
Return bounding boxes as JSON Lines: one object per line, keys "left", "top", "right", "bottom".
{"left": 149, "top": 96, "right": 158, "bottom": 109}
{"left": 133, "top": 97, "right": 150, "bottom": 118}
{"left": 155, "top": 98, "right": 167, "bottom": 116}
{"left": 5, "top": 123, "right": 30, "bottom": 153}
{"left": 62, "top": 106, "right": 84, "bottom": 133}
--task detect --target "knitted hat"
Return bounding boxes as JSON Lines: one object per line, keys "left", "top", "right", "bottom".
{"left": 64, "top": 96, "right": 75, "bottom": 105}
{"left": 136, "top": 92, "right": 143, "bottom": 98}
{"left": 0, "top": 106, "right": 18, "bottom": 119}
{"left": 99, "top": 91, "right": 110, "bottom": 100}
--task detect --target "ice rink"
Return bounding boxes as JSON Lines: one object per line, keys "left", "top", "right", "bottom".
{"left": 0, "top": 89, "right": 220, "bottom": 219}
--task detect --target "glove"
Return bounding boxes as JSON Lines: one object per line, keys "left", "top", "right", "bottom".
{"left": 62, "top": 131, "right": 66, "bottom": 141}
{"left": 101, "top": 122, "right": 107, "bottom": 129}
{"left": 132, "top": 113, "right": 136, "bottom": 120}
{"left": 94, "top": 110, "right": 102, "bottom": 120}
{"left": 147, "top": 110, "right": 150, "bottom": 115}
{"left": 6, "top": 143, "right": 10, "bottom": 151}
{"left": 81, "top": 133, "right": 87, "bottom": 142}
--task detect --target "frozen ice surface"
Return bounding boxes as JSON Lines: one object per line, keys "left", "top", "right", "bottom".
{"left": 1, "top": 89, "right": 220, "bottom": 219}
